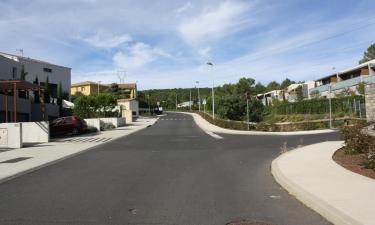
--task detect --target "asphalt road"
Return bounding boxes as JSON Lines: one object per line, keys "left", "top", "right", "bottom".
{"left": 0, "top": 112, "right": 340, "bottom": 225}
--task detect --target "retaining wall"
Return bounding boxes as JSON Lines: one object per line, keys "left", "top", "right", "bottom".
{"left": 21, "top": 122, "right": 49, "bottom": 143}
{"left": 0, "top": 123, "right": 22, "bottom": 148}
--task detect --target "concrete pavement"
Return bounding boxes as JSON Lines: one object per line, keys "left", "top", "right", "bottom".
{"left": 0, "top": 117, "right": 158, "bottom": 184}
{"left": 272, "top": 141, "right": 375, "bottom": 225}
{"left": 0, "top": 112, "right": 340, "bottom": 225}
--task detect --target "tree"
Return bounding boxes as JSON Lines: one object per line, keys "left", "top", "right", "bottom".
{"left": 254, "top": 82, "right": 266, "bottom": 94}
{"left": 359, "top": 43, "right": 375, "bottom": 64}
{"left": 280, "top": 78, "right": 295, "bottom": 89}
{"left": 296, "top": 86, "right": 304, "bottom": 101}
{"left": 73, "top": 93, "right": 117, "bottom": 118}
{"left": 33, "top": 76, "right": 40, "bottom": 103}
{"left": 96, "top": 93, "right": 117, "bottom": 117}
{"left": 57, "top": 82, "right": 63, "bottom": 115}
{"left": 357, "top": 82, "right": 366, "bottom": 95}
{"left": 44, "top": 76, "right": 50, "bottom": 104}
{"left": 266, "top": 81, "right": 280, "bottom": 92}
{"left": 20, "top": 65, "right": 28, "bottom": 80}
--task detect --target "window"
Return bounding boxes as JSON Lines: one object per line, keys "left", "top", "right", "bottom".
{"left": 81, "top": 87, "right": 85, "bottom": 91}
{"left": 43, "top": 68, "right": 52, "bottom": 73}
{"left": 12, "top": 67, "right": 17, "bottom": 79}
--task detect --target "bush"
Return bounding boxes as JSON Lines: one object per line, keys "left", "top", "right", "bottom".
{"left": 73, "top": 93, "right": 118, "bottom": 119}
{"left": 340, "top": 122, "right": 374, "bottom": 155}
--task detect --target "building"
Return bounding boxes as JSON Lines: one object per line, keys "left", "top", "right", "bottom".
{"left": 0, "top": 51, "right": 71, "bottom": 122}
{"left": 71, "top": 82, "right": 137, "bottom": 99}
{"left": 309, "top": 59, "right": 375, "bottom": 98}
{"left": 257, "top": 90, "right": 284, "bottom": 105}
{"left": 286, "top": 81, "right": 315, "bottom": 102}
{"left": 0, "top": 52, "right": 71, "bottom": 98}
{"left": 71, "top": 81, "right": 108, "bottom": 96}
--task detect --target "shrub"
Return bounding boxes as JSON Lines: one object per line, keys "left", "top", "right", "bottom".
{"left": 340, "top": 123, "right": 374, "bottom": 154}
{"left": 73, "top": 93, "right": 118, "bottom": 119}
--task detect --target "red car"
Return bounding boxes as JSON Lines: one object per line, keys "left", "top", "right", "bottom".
{"left": 50, "top": 116, "right": 88, "bottom": 136}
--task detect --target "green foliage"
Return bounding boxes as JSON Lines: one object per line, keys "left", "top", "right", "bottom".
{"left": 296, "top": 86, "right": 304, "bottom": 102}
{"left": 33, "top": 76, "right": 40, "bottom": 103}
{"left": 254, "top": 82, "right": 266, "bottom": 94}
{"left": 73, "top": 93, "right": 118, "bottom": 119}
{"left": 359, "top": 43, "right": 375, "bottom": 64}
{"left": 280, "top": 78, "right": 295, "bottom": 89}
{"left": 269, "top": 95, "right": 364, "bottom": 115}
{"left": 43, "top": 76, "right": 50, "bottom": 104}
{"left": 357, "top": 82, "right": 365, "bottom": 95}
{"left": 341, "top": 122, "right": 373, "bottom": 154}
{"left": 266, "top": 81, "right": 280, "bottom": 92}
{"left": 20, "top": 65, "right": 28, "bottom": 80}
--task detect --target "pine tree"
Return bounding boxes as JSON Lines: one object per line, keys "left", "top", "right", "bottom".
{"left": 359, "top": 43, "right": 375, "bottom": 64}
{"left": 33, "top": 76, "right": 40, "bottom": 103}
{"left": 44, "top": 76, "right": 50, "bottom": 103}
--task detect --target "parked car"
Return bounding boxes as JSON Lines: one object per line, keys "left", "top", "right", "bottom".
{"left": 50, "top": 116, "right": 88, "bottom": 137}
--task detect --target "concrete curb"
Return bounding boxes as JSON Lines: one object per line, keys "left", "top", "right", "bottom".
{"left": 271, "top": 143, "right": 362, "bottom": 225}
{"left": 0, "top": 118, "right": 159, "bottom": 185}
{"left": 175, "top": 111, "right": 337, "bottom": 135}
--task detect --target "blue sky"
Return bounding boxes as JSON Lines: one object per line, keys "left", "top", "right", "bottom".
{"left": 0, "top": 0, "right": 374, "bottom": 89}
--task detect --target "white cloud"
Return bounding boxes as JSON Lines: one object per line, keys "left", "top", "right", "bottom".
{"left": 79, "top": 31, "right": 132, "bottom": 49}
{"left": 113, "top": 42, "right": 171, "bottom": 70}
{"left": 198, "top": 47, "right": 211, "bottom": 59}
{"left": 177, "top": 1, "right": 251, "bottom": 46}
{"left": 175, "top": 2, "right": 194, "bottom": 15}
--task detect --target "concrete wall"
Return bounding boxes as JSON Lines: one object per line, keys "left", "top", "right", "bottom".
{"left": 365, "top": 83, "right": 375, "bottom": 121}
{"left": 84, "top": 118, "right": 101, "bottom": 132}
{"left": 21, "top": 122, "right": 49, "bottom": 143}
{"left": 0, "top": 123, "right": 22, "bottom": 148}
{"left": 99, "top": 117, "right": 126, "bottom": 128}
{"left": 118, "top": 99, "right": 139, "bottom": 116}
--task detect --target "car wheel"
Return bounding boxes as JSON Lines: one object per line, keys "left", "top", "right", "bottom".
{"left": 72, "top": 128, "right": 79, "bottom": 135}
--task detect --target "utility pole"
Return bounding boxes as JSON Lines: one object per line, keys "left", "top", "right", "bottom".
{"left": 196, "top": 81, "right": 201, "bottom": 112}
{"left": 175, "top": 93, "right": 178, "bottom": 111}
{"left": 207, "top": 62, "right": 214, "bottom": 119}
{"left": 329, "top": 84, "right": 332, "bottom": 129}
{"left": 189, "top": 89, "right": 192, "bottom": 110}
{"left": 246, "top": 92, "right": 250, "bottom": 130}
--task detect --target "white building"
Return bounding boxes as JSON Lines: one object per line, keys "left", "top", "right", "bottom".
{"left": 309, "top": 59, "right": 375, "bottom": 98}
{"left": 286, "top": 81, "right": 315, "bottom": 102}
{"left": 0, "top": 51, "right": 71, "bottom": 122}
{"left": 257, "top": 90, "right": 284, "bottom": 105}
{"left": 0, "top": 52, "right": 71, "bottom": 99}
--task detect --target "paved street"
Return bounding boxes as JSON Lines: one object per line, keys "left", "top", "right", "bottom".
{"left": 0, "top": 113, "right": 339, "bottom": 225}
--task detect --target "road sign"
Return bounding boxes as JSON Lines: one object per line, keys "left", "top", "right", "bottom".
{"left": 157, "top": 101, "right": 160, "bottom": 106}
{"left": 202, "top": 98, "right": 207, "bottom": 105}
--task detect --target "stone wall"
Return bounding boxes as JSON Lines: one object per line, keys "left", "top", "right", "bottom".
{"left": 365, "top": 83, "right": 375, "bottom": 121}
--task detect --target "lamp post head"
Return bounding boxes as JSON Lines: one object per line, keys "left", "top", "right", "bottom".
{"left": 206, "top": 62, "right": 213, "bottom": 66}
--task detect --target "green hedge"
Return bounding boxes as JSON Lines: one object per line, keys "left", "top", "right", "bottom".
{"left": 269, "top": 96, "right": 365, "bottom": 115}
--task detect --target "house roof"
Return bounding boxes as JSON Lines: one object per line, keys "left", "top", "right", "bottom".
{"left": 0, "top": 51, "right": 71, "bottom": 70}
{"left": 71, "top": 81, "right": 101, "bottom": 87}
{"left": 315, "top": 59, "right": 375, "bottom": 81}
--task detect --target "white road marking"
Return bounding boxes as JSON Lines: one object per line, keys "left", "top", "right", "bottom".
{"left": 205, "top": 131, "right": 223, "bottom": 139}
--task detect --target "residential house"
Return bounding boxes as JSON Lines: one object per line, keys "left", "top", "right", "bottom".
{"left": 309, "top": 59, "right": 375, "bottom": 98}
{"left": 0, "top": 51, "right": 71, "bottom": 122}
{"left": 257, "top": 90, "right": 284, "bottom": 105}
{"left": 286, "top": 81, "right": 315, "bottom": 102}
{"left": 71, "top": 81, "right": 108, "bottom": 96}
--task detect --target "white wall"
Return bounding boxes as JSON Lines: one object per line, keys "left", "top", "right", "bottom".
{"left": 0, "top": 123, "right": 22, "bottom": 148}
{"left": 99, "top": 117, "right": 126, "bottom": 128}
{"left": 84, "top": 118, "right": 101, "bottom": 132}
{"left": 21, "top": 122, "right": 49, "bottom": 143}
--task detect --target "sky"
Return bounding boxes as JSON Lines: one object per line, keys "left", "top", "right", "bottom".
{"left": 0, "top": 0, "right": 374, "bottom": 90}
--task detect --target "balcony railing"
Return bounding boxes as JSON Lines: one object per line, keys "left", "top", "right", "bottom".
{"left": 310, "top": 75, "right": 373, "bottom": 93}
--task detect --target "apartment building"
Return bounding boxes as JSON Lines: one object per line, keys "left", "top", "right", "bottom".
{"left": 309, "top": 59, "right": 375, "bottom": 98}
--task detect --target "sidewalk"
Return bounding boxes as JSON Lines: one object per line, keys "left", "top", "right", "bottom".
{"left": 272, "top": 141, "right": 375, "bottom": 225}
{"left": 0, "top": 117, "right": 158, "bottom": 184}
{"left": 178, "top": 112, "right": 336, "bottom": 135}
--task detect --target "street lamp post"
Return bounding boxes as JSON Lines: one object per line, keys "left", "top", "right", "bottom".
{"left": 189, "top": 89, "right": 192, "bottom": 111}
{"left": 207, "top": 62, "right": 214, "bottom": 119}
{"left": 329, "top": 84, "right": 332, "bottom": 129}
{"left": 196, "top": 81, "right": 201, "bottom": 112}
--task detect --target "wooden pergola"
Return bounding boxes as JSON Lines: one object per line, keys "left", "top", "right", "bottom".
{"left": 0, "top": 80, "right": 45, "bottom": 122}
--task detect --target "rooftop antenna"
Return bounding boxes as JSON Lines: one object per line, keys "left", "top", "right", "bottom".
{"left": 117, "top": 70, "right": 126, "bottom": 84}
{"left": 16, "top": 48, "right": 24, "bottom": 57}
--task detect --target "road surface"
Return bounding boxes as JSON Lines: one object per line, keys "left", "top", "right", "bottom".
{"left": 0, "top": 112, "right": 339, "bottom": 225}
